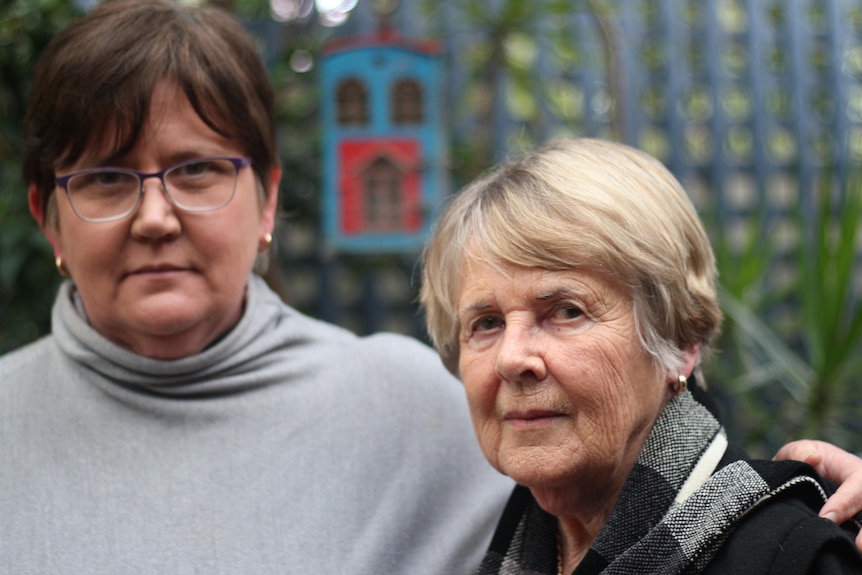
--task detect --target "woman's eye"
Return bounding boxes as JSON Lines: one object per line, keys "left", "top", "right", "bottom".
{"left": 94, "top": 172, "right": 123, "bottom": 184}
{"left": 178, "top": 161, "right": 210, "bottom": 176}
{"left": 474, "top": 316, "right": 503, "bottom": 332}
{"left": 555, "top": 305, "right": 583, "bottom": 320}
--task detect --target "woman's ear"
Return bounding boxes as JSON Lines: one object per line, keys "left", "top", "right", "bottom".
{"left": 679, "top": 343, "right": 700, "bottom": 378}
{"left": 260, "top": 167, "right": 281, "bottom": 237}
{"left": 28, "top": 184, "right": 60, "bottom": 254}
{"left": 28, "top": 184, "right": 45, "bottom": 228}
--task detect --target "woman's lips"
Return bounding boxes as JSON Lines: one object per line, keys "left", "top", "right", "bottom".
{"left": 128, "top": 264, "right": 187, "bottom": 276}
{"left": 504, "top": 410, "right": 563, "bottom": 429}
{"left": 123, "top": 264, "right": 192, "bottom": 283}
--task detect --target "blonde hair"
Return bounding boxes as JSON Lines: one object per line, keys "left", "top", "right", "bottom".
{"left": 420, "top": 138, "right": 722, "bottom": 375}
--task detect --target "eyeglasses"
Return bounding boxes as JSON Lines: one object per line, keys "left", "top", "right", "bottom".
{"left": 55, "top": 156, "right": 252, "bottom": 223}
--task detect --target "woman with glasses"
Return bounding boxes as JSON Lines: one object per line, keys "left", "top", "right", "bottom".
{"left": 2, "top": 1, "right": 512, "bottom": 572}
{"left": 2, "top": 1, "right": 862, "bottom": 574}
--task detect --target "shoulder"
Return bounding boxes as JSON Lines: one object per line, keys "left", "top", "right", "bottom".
{"left": 275, "top": 308, "right": 453, "bottom": 389}
{"left": 357, "top": 331, "right": 447, "bottom": 371}
{"left": 704, "top": 470, "right": 862, "bottom": 574}
{"left": 257, "top": 295, "right": 468, "bottom": 415}
{"left": 288, "top": 313, "right": 457, "bottom": 392}
{"left": 251, "top": 276, "right": 439, "bottom": 366}
{"left": 355, "top": 331, "right": 465, "bottom": 403}
{"left": 0, "top": 336, "right": 56, "bottom": 382}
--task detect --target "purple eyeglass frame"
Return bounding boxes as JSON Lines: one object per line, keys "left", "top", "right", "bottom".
{"left": 54, "top": 156, "right": 252, "bottom": 222}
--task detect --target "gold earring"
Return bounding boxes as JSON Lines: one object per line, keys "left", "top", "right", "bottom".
{"left": 671, "top": 374, "right": 688, "bottom": 395}
{"left": 258, "top": 232, "right": 273, "bottom": 253}
{"left": 55, "top": 256, "right": 70, "bottom": 278}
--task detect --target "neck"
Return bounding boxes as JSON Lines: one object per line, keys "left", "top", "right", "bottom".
{"left": 556, "top": 512, "right": 606, "bottom": 574}
{"left": 532, "top": 477, "right": 624, "bottom": 574}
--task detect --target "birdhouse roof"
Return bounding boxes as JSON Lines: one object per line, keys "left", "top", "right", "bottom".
{"left": 323, "top": 29, "right": 440, "bottom": 56}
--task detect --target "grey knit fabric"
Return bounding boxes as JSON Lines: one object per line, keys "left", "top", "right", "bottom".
{"left": 0, "top": 275, "right": 513, "bottom": 574}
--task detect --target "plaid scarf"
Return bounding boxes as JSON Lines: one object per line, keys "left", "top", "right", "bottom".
{"left": 476, "top": 384, "right": 857, "bottom": 575}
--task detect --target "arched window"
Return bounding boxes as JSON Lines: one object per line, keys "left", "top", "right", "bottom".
{"left": 363, "top": 157, "right": 404, "bottom": 231}
{"left": 337, "top": 78, "right": 369, "bottom": 126}
{"left": 391, "top": 79, "right": 423, "bottom": 125}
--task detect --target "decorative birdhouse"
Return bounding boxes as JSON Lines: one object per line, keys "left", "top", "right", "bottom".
{"left": 320, "top": 3, "right": 445, "bottom": 252}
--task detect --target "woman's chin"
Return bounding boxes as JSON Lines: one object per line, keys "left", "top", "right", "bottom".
{"left": 124, "top": 298, "right": 210, "bottom": 334}
{"left": 92, "top": 296, "right": 241, "bottom": 359}
{"left": 499, "top": 453, "right": 578, "bottom": 490}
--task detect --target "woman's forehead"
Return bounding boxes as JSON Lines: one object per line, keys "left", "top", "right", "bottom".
{"left": 57, "top": 81, "right": 232, "bottom": 170}
{"left": 458, "top": 256, "right": 628, "bottom": 308}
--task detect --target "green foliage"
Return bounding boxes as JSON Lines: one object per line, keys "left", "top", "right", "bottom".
{"left": 0, "top": 162, "right": 59, "bottom": 354}
{"left": 420, "top": 0, "right": 601, "bottom": 182}
{"left": 0, "top": 0, "right": 83, "bottom": 354}
{"left": 704, "top": 170, "right": 862, "bottom": 456}
{"left": 796, "top": 171, "right": 862, "bottom": 444}
{"left": 701, "top": 195, "right": 805, "bottom": 455}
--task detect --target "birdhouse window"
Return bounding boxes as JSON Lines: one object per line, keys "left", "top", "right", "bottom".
{"left": 391, "top": 79, "right": 424, "bottom": 125}
{"left": 337, "top": 78, "right": 369, "bottom": 126}
{"left": 363, "top": 157, "right": 404, "bottom": 231}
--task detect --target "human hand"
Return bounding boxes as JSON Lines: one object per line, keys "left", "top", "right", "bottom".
{"left": 774, "top": 439, "right": 862, "bottom": 551}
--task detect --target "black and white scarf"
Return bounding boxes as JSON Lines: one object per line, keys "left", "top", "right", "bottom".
{"left": 476, "top": 383, "right": 856, "bottom": 575}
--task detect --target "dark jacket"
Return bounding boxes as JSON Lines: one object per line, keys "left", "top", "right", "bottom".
{"left": 703, "top": 446, "right": 861, "bottom": 575}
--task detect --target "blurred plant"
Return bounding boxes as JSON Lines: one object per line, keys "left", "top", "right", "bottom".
{"left": 0, "top": 0, "right": 85, "bottom": 353}
{"left": 701, "top": 192, "right": 802, "bottom": 455}
{"left": 705, "top": 169, "right": 862, "bottom": 456}
{"left": 795, "top": 169, "right": 862, "bottom": 445}
{"left": 420, "top": 0, "right": 611, "bottom": 185}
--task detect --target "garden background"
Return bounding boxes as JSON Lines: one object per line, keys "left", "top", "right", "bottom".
{"left": 1, "top": 0, "right": 861, "bottom": 457}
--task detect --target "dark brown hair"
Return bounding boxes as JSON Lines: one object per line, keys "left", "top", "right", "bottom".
{"left": 23, "top": 0, "right": 278, "bottom": 221}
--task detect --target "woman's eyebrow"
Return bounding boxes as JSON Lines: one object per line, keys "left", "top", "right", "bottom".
{"left": 536, "top": 287, "right": 580, "bottom": 301}
{"left": 458, "top": 301, "right": 494, "bottom": 316}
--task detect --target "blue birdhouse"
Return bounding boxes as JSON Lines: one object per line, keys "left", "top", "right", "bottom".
{"left": 320, "top": 19, "right": 446, "bottom": 253}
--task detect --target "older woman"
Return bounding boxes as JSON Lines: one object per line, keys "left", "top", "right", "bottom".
{"left": 421, "top": 138, "right": 862, "bottom": 574}
{"left": 0, "top": 1, "right": 513, "bottom": 573}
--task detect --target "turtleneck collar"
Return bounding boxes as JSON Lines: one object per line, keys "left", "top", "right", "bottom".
{"left": 52, "top": 274, "right": 296, "bottom": 398}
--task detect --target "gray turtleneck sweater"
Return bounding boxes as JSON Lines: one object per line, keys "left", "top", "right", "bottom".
{"left": 0, "top": 275, "right": 512, "bottom": 574}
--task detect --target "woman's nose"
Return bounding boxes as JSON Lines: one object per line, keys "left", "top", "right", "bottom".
{"left": 494, "top": 322, "right": 547, "bottom": 384}
{"left": 130, "top": 178, "right": 181, "bottom": 240}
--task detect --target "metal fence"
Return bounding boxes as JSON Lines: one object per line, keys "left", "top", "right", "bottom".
{"left": 271, "top": 0, "right": 862, "bottom": 342}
